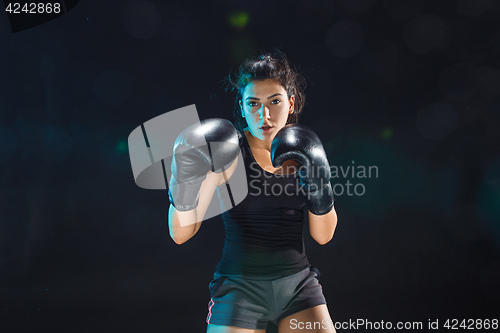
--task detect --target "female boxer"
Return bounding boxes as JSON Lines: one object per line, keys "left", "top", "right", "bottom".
{"left": 168, "top": 51, "right": 337, "bottom": 333}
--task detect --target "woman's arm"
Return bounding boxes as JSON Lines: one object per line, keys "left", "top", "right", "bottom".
{"left": 168, "top": 170, "right": 222, "bottom": 244}
{"left": 168, "top": 157, "right": 239, "bottom": 244}
{"left": 308, "top": 206, "right": 337, "bottom": 245}
{"left": 167, "top": 118, "right": 240, "bottom": 244}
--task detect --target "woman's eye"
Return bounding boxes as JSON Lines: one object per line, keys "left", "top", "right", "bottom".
{"left": 247, "top": 101, "right": 258, "bottom": 107}
{"left": 271, "top": 99, "right": 281, "bottom": 105}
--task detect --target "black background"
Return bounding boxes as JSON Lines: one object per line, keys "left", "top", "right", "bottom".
{"left": 1, "top": 0, "right": 499, "bottom": 332}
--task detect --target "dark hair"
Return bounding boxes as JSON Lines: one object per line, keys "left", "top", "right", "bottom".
{"left": 226, "top": 50, "right": 306, "bottom": 133}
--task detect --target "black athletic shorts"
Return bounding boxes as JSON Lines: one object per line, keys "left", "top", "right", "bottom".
{"left": 206, "top": 266, "right": 327, "bottom": 330}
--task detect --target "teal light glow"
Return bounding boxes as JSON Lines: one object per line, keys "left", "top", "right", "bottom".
{"left": 116, "top": 140, "right": 128, "bottom": 153}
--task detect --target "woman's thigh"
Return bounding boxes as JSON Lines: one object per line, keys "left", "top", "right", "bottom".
{"left": 206, "top": 324, "right": 266, "bottom": 333}
{"left": 277, "top": 304, "right": 336, "bottom": 333}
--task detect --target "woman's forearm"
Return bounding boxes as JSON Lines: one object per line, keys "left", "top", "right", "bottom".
{"left": 308, "top": 207, "right": 337, "bottom": 245}
{"left": 168, "top": 205, "right": 201, "bottom": 244}
{"left": 168, "top": 167, "right": 230, "bottom": 244}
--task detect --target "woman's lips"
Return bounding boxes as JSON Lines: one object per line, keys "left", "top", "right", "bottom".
{"left": 260, "top": 125, "right": 273, "bottom": 133}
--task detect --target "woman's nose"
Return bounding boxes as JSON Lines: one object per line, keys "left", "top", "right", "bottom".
{"left": 258, "top": 105, "right": 270, "bottom": 119}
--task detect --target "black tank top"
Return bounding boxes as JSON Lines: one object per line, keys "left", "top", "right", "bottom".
{"left": 216, "top": 133, "right": 310, "bottom": 277}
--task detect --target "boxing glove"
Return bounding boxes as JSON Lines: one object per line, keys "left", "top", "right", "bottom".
{"left": 169, "top": 118, "right": 240, "bottom": 211}
{"left": 271, "top": 124, "right": 334, "bottom": 215}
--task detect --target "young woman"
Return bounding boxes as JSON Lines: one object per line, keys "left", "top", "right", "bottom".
{"left": 168, "top": 51, "right": 337, "bottom": 333}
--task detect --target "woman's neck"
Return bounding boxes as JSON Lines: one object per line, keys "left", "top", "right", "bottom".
{"left": 244, "top": 130, "right": 272, "bottom": 152}
{"left": 243, "top": 129, "right": 297, "bottom": 175}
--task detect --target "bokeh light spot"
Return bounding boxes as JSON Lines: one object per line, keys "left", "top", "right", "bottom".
{"left": 380, "top": 127, "right": 393, "bottom": 140}
{"left": 403, "top": 14, "right": 452, "bottom": 54}
{"left": 116, "top": 140, "right": 128, "bottom": 153}
{"left": 416, "top": 103, "right": 457, "bottom": 140}
{"left": 228, "top": 11, "right": 250, "bottom": 29}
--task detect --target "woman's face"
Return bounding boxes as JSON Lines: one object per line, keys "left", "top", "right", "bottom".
{"left": 240, "top": 79, "right": 295, "bottom": 142}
